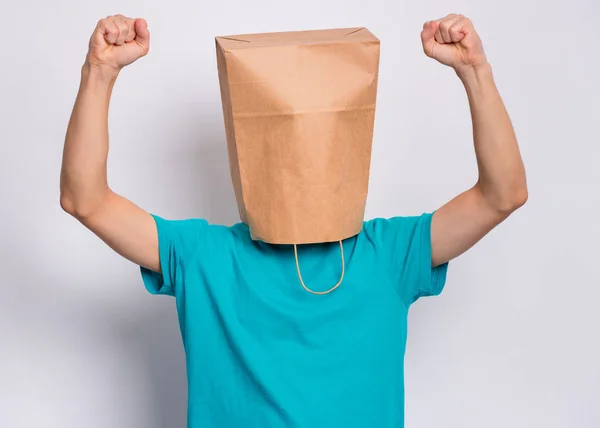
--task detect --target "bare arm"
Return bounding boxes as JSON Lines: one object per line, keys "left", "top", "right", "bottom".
{"left": 60, "top": 15, "right": 160, "bottom": 272}
{"left": 420, "top": 15, "right": 528, "bottom": 266}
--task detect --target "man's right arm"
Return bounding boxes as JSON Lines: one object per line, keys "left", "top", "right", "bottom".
{"left": 60, "top": 15, "right": 161, "bottom": 273}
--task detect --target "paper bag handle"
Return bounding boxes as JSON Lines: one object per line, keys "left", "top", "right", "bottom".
{"left": 293, "top": 242, "right": 345, "bottom": 295}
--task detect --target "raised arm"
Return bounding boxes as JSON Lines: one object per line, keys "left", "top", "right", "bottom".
{"left": 420, "top": 15, "right": 528, "bottom": 266}
{"left": 60, "top": 15, "right": 161, "bottom": 273}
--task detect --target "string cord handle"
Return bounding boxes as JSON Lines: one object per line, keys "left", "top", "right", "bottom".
{"left": 293, "top": 241, "right": 345, "bottom": 295}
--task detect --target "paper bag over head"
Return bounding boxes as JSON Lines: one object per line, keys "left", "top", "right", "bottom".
{"left": 216, "top": 27, "right": 380, "bottom": 245}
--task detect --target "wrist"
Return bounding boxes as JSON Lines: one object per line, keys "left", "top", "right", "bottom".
{"left": 455, "top": 62, "right": 494, "bottom": 91}
{"left": 81, "top": 61, "right": 119, "bottom": 92}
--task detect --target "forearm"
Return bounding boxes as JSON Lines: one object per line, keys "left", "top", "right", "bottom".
{"left": 458, "top": 64, "right": 527, "bottom": 214}
{"left": 60, "top": 64, "right": 118, "bottom": 218}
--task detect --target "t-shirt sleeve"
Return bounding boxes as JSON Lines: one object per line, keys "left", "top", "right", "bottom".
{"left": 140, "top": 214, "right": 209, "bottom": 296}
{"left": 365, "top": 212, "right": 449, "bottom": 307}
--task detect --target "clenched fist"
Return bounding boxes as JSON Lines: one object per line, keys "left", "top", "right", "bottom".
{"left": 421, "top": 14, "right": 487, "bottom": 72}
{"left": 86, "top": 15, "right": 150, "bottom": 72}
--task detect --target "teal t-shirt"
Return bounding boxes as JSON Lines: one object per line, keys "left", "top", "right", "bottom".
{"left": 140, "top": 213, "right": 448, "bottom": 428}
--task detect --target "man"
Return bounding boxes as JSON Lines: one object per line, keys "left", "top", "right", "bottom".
{"left": 60, "top": 13, "right": 527, "bottom": 428}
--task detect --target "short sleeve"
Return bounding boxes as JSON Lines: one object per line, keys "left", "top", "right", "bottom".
{"left": 140, "top": 214, "right": 209, "bottom": 296}
{"left": 364, "top": 213, "right": 448, "bottom": 307}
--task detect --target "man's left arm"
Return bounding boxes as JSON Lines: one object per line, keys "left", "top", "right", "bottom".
{"left": 420, "top": 14, "right": 528, "bottom": 267}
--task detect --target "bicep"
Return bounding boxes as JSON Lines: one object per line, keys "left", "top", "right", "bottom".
{"left": 79, "top": 190, "right": 160, "bottom": 273}
{"left": 431, "top": 186, "right": 506, "bottom": 266}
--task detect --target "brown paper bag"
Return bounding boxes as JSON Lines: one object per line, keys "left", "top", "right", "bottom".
{"left": 216, "top": 28, "right": 380, "bottom": 245}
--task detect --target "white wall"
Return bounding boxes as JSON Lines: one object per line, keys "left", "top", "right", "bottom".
{"left": 1, "top": 0, "right": 598, "bottom": 427}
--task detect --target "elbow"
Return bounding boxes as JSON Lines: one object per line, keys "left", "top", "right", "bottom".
{"left": 60, "top": 174, "right": 80, "bottom": 218}
{"left": 60, "top": 190, "right": 107, "bottom": 221}
{"left": 60, "top": 193, "right": 85, "bottom": 219}
{"left": 513, "top": 186, "right": 529, "bottom": 210}
{"left": 60, "top": 172, "right": 109, "bottom": 220}
{"left": 476, "top": 181, "right": 528, "bottom": 218}
{"left": 60, "top": 193, "right": 74, "bottom": 216}
{"left": 494, "top": 186, "right": 528, "bottom": 216}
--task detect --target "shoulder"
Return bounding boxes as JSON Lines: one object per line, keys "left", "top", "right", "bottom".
{"left": 152, "top": 215, "right": 250, "bottom": 250}
{"left": 362, "top": 214, "right": 432, "bottom": 240}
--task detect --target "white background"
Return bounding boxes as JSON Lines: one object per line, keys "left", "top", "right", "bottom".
{"left": 1, "top": 0, "right": 598, "bottom": 427}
